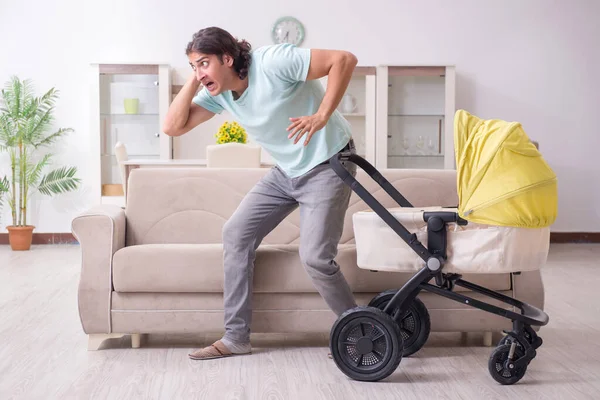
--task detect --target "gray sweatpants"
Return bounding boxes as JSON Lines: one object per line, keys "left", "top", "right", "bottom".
{"left": 221, "top": 141, "right": 358, "bottom": 345}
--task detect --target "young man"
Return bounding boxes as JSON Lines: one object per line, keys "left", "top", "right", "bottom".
{"left": 163, "top": 27, "right": 359, "bottom": 360}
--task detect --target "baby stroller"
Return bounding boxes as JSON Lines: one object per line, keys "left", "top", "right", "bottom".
{"left": 328, "top": 110, "right": 557, "bottom": 384}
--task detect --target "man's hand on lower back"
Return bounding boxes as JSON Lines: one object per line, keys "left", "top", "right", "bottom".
{"left": 287, "top": 112, "right": 328, "bottom": 146}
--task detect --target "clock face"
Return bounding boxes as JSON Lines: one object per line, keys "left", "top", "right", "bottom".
{"left": 272, "top": 17, "right": 305, "bottom": 46}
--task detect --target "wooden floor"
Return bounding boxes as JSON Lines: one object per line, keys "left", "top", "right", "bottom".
{"left": 1, "top": 243, "right": 599, "bottom": 399}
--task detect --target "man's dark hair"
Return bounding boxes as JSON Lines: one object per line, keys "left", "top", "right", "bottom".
{"left": 186, "top": 27, "right": 252, "bottom": 80}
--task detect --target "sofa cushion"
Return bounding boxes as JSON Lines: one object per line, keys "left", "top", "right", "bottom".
{"left": 112, "top": 243, "right": 511, "bottom": 293}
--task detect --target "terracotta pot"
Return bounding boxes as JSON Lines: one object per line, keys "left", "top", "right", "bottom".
{"left": 6, "top": 225, "right": 35, "bottom": 251}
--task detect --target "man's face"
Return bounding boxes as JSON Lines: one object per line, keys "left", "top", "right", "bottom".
{"left": 188, "top": 52, "right": 232, "bottom": 96}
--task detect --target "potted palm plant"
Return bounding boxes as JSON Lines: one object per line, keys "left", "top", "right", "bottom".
{"left": 0, "top": 76, "right": 80, "bottom": 250}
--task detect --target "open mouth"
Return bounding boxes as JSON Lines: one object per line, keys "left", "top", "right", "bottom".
{"left": 204, "top": 81, "right": 216, "bottom": 92}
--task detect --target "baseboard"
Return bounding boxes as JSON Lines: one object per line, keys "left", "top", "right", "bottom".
{"left": 549, "top": 232, "right": 600, "bottom": 243}
{"left": 0, "top": 232, "right": 78, "bottom": 245}
{"left": 0, "top": 232, "right": 599, "bottom": 245}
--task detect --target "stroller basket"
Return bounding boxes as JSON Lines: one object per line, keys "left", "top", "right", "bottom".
{"left": 327, "top": 149, "right": 551, "bottom": 385}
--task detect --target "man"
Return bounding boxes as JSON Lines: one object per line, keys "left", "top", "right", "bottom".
{"left": 163, "top": 26, "right": 359, "bottom": 360}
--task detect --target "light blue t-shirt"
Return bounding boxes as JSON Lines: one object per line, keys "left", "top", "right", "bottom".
{"left": 192, "top": 43, "right": 352, "bottom": 178}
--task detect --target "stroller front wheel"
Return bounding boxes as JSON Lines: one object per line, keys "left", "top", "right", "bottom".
{"left": 488, "top": 343, "right": 528, "bottom": 385}
{"left": 329, "top": 306, "right": 403, "bottom": 382}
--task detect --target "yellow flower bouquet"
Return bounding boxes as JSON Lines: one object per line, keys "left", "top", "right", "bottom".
{"left": 215, "top": 121, "right": 248, "bottom": 144}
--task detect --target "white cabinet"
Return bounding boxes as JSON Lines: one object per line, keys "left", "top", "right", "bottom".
{"left": 375, "top": 66, "right": 456, "bottom": 170}
{"left": 318, "top": 67, "right": 377, "bottom": 164}
{"left": 336, "top": 67, "right": 377, "bottom": 164}
{"left": 90, "top": 63, "right": 171, "bottom": 202}
{"left": 334, "top": 65, "right": 456, "bottom": 170}
{"left": 165, "top": 65, "right": 455, "bottom": 173}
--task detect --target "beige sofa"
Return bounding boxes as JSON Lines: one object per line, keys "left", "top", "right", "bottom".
{"left": 71, "top": 166, "right": 545, "bottom": 351}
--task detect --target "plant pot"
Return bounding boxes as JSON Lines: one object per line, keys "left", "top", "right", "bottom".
{"left": 6, "top": 225, "right": 35, "bottom": 251}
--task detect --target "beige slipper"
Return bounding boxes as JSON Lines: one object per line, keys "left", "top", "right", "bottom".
{"left": 188, "top": 340, "right": 252, "bottom": 360}
{"left": 188, "top": 340, "right": 237, "bottom": 360}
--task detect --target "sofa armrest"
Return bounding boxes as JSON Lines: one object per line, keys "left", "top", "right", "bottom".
{"left": 71, "top": 205, "right": 126, "bottom": 334}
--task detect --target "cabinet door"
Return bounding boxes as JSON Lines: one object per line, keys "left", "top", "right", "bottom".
{"left": 93, "top": 63, "right": 170, "bottom": 201}
{"left": 376, "top": 66, "right": 455, "bottom": 169}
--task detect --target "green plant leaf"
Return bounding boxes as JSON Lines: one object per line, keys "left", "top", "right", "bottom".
{"left": 27, "top": 153, "right": 52, "bottom": 187}
{"left": 37, "top": 166, "right": 80, "bottom": 196}
{"left": 3, "top": 76, "right": 32, "bottom": 119}
{"left": 0, "top": 176, "right": 8, "bottom": 192}
{"left": 33, "top": 127, "right": 73, "bottom": 149}
{"left": 0, "top": 175, "right": 8, "bottom": 222}
{"left": 0, "top": 114, "right": 18, "bottom": 148}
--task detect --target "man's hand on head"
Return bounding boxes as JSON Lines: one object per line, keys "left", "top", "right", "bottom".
{"left": 287, "top": 112, "right": 328, "bottom": 146}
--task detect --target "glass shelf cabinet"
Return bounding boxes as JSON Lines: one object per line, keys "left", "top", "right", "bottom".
{"left": 375, "top": 65, "right": 456, "bottom": 170}
{"left": 168, "top": 65, "right": 455, "bottom": 173}
{"left": 328, "top": 65, "right": 455, "bottom": 170}
{"left": 90, "top": 63, "right": 171, "bottom": 202}
{"left": 317, "top": 66, "right": 376, "bottom": 164}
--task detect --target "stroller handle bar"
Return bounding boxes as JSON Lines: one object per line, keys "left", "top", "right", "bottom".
{"left": 330, "top": 151, "right": 436, "bottom": 263}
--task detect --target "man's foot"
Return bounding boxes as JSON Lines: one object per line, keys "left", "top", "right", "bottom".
{"left": 188, "top": 339, "right": 251, "bottom": 360}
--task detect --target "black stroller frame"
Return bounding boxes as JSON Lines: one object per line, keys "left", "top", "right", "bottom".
{"left": 328, "top": 151, "right": 549, "bottom": 385}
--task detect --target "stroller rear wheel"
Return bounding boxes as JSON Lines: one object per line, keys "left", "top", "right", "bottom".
{"left": 330, "top": 306, "right": 403, "bottom": 382}
{"left": 368, "top": 290, "right": 431, "bottom": 357}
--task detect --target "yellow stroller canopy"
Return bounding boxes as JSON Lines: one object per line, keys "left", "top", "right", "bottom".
{"left": 454, "top": 110, "right": 557, "bottom": 228}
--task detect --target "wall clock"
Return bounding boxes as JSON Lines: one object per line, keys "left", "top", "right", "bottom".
{"left": 271, "top": 16, "right": 305, "bottom": 46}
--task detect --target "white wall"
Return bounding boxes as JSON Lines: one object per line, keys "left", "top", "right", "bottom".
{"left": 0, "top": 0, "right": 598, "bottom": 232}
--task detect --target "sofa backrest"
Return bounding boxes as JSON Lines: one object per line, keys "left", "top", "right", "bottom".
{"left": 125, "top": 167, "right": 458, "bottom": 246}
